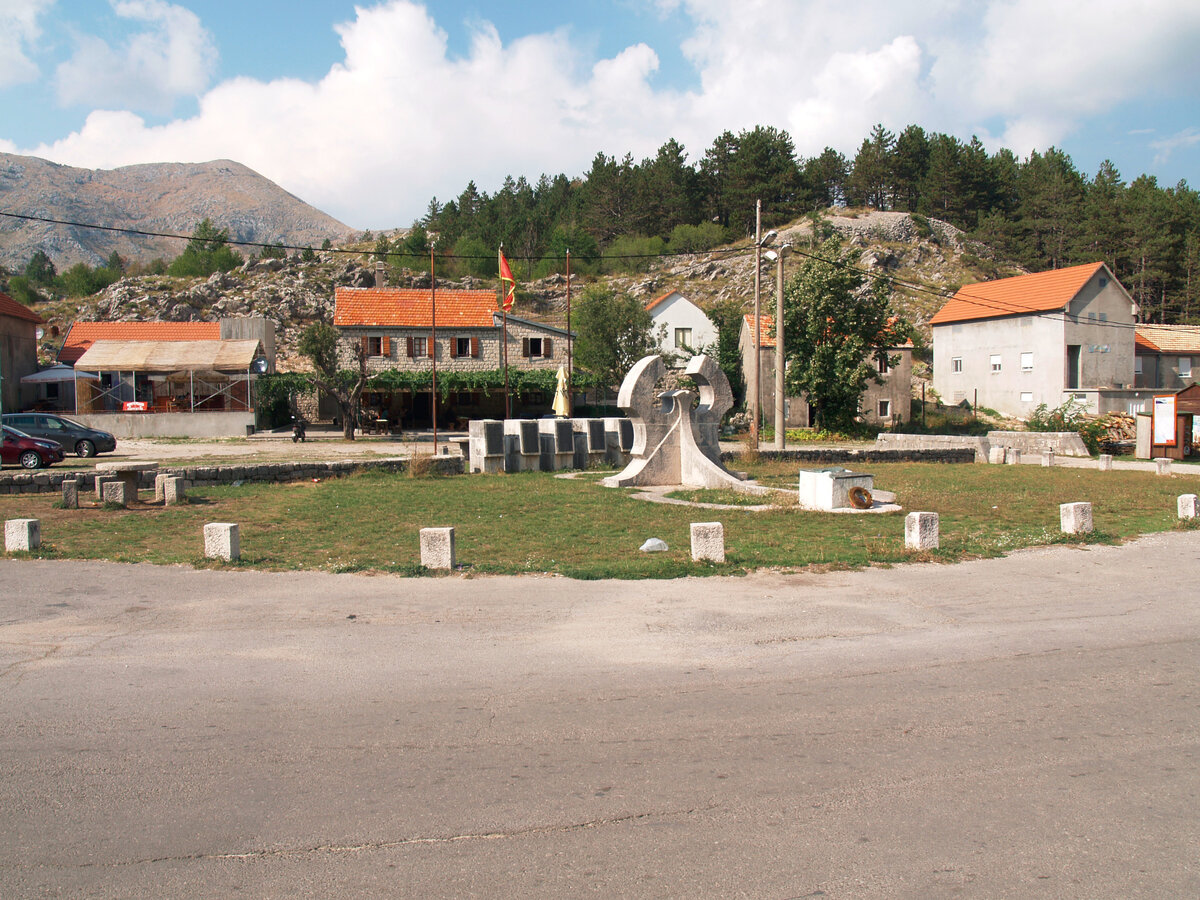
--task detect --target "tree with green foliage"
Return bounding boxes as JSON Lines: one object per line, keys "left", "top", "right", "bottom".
{"left": 261, "top": 242, "right": 287, "bottom": 259}
{"left": 573, "top": 285, "right": 658, "bottom": 388}
{"left": 168, "top": 219, "right": 243, "bottom": 277}
{"left": 24, "top": 250, "right": 57, "bottom": 286}
{"left": 297, "top": 322, "right": 368, "bottom": 440}
{"left": 705, "top": 297, "right": 748, "bottom": 407}
{"left": 781, "top": 239, "right": 910, "bottom": 431}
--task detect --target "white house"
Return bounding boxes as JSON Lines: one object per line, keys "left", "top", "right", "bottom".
{"left": 645, "top": 290, "right": 717, "bottom": 365}
{"left": 931, "top": 262, "right": 1149, "bottom": 417}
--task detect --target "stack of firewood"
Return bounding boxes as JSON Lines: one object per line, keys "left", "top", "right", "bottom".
{"left": 1095, "top": 412, "right": 1137, "bottom": 442}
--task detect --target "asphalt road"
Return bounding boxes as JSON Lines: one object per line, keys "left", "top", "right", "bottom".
{"left": 1, "top": 534, "right": 1197, "bottom": 898}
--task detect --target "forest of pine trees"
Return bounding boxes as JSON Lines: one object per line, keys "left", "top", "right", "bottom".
{"left": 415, "top": 123, "right": 1200, "bottom": 324}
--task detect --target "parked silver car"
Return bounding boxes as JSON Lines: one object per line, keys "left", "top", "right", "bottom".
{"left": 1, "top": 413, "right": 117, "bottom": 457}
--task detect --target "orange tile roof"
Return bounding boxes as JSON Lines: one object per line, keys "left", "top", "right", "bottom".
{"left": 60, "top": 321, "right": 220, "bottom": 364}
{"left": 1135, "top": 324, "right": 1200, "bottom": 354}
{"left": 743, "top": 313, "right": 777, "bottom": 348}
{"left": 929, "top": 262, "right": 1108, "bottom": 326}
{"left": 334, "top": 288, "right": 499, "bottom": 328}
{"left": 0, "top": 291, "right": 44, "bottom": 325}
{"left": 646, "top": 290, "right": 680, "bottom": 312}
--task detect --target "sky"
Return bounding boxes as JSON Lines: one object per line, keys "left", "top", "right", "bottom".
{"left": 1, "top": 0, "right": 1199, "bottom": 231}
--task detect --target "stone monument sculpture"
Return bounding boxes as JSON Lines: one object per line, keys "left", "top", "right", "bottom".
{"left": 602, "top": 354, "right": 758, "bottom": 491}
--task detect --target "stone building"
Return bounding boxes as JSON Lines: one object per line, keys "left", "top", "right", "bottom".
{"left": 0, "top": 291, "right": 43, "bottom": 414}
{"left": 333, "top": 286, "right": 572, "bottom": 427}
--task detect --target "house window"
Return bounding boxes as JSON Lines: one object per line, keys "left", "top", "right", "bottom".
{"left": 362, "top": 335, "right": 390, "bottom": 357}
{"left": 1099, "top": 313, "right": 1107, "bottom": 323}
{"left": 951, "top": 357, "right": 963, "bottom": 373}
{"left": 1021, "top": 352, "right": 1033, "bottom": 371}
{"left": 1088, "top": 312, "right": 1096, "bottom": 323}
{"left": 990, "top": 354, "right": 1002, "bottom": 373}
{"left": 1182, "top": 357, "right": 1193, "bottom": 379}
{"left": 1021, "top": 392, "right": 1034, "bottom": 402}
{"left": 1134, "top": 356, "right": 1143, "bottom": 375}
{"left": 674, "top": 328, "right": 693, "bottom": 349}
{"left": 877, "top": 399, "right": 891, "bottom": 419}
{"left": 876, "top": 353, "right": 890, "bottom": 374}
{"left": 522, "top": 337, "right": 553, "bottom": 358}
{"left": 451, "top": 336, "right": 479, "bottom": 359}
{"left": 407, "top": 336, "right": 432, "bottom": 359}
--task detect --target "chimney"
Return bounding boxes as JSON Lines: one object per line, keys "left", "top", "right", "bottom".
{"left": 375, "top": 260, "right": 386, "bottom": 290}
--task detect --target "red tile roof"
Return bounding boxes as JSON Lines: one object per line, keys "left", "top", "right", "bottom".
{"left": 1135, "top": 324, "right": 1200, "bottom": 354}
{"left": 743, "top": 314, "right": 777, "bottom": 348}
{"left": 0, "top": 291, "right": 45, "bottom": 325}
{"left": 334, "top": 288, "right": 499, "bottom": 328}
{"left": 646, "top": 290, "right": 680, "bottom": 312}
{"left": 60, "top": 321, "right": 221, "bottom": 364}
{"left": 929, "top": 262, "right": 1109, "bottom": 326}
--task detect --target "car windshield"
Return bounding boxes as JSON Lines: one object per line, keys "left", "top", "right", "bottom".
{"left": 54, "top": 416, "right": 88, "bottom": 429}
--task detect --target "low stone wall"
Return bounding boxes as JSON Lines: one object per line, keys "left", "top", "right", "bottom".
{"left": 722, "top": 447, "right": 976, "bottom": 466}
{"left": 985, "top": 431, "right": 1091, "bottom": 457}
{"left": 872, "top": 433, "right": 991, "bottom": 462}
{"left": 0, "top": 455, "right": 464, "bottom": 495}
{"left": 72, "top": 411, "right": 258, "bottom": 439}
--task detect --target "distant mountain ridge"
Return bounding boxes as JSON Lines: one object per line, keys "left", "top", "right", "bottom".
{"left": 0, "top": 153, "right": 357, "bottom": 271}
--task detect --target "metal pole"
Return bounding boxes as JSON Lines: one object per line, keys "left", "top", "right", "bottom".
{"left": 566, "top": 248, "right": 572, "bottom": 416}
{"left": 500, "top": 245, "right": 510, "bottom": 420}
{"left": 752, "top": 199, "right": 762, "bottom": 448}
{"left": 431, "top": 248, "right": 438, "bottom": 453}
{"left": 774, "top": 247, "right": 786, "bottom": 451}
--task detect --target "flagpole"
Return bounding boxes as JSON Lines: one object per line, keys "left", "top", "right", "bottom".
{"left": 565, "top": 248, "right": 572, "bottom": 416}
{"left": 430, "top": 247, "right": 438, "bottom": 454}
{"left": 500, "top": 245, "right": 510, "bottom": 419}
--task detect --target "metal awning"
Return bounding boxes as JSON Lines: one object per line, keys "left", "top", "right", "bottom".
{"left": 73, "top": 340, "right": 263, "bottom": 372}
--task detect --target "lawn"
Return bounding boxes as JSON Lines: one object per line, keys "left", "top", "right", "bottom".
{"left": 2, "top": 459, "right": 1196, "bottom": 578}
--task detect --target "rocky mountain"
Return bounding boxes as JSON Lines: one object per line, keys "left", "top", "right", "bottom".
{"left": 26, "top": 210, "right": 1012, "bottom": 373}
{"left": 0, "top": 153, "right": 357, "bottom": 271}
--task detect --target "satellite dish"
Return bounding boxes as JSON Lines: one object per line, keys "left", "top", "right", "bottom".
{"left": 35, "top": 327, "right": 44, "bottom": 340}
{"left": 250, "top": 357, "right": 269, "bottom": 375}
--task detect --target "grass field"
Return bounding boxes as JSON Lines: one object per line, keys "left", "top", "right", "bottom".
{"left": 2, "top": 459, "right": 1197, "bottom": 578}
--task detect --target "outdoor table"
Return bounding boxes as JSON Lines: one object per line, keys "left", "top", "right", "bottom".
{"left": 95, "top": 460, "right": 159, "bottom": 501}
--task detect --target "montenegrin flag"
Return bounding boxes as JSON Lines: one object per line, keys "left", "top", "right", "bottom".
{"left": 498, "top": 250, "right": 516, "bottom": 312}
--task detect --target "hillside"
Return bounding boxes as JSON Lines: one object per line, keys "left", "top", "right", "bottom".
{"left": 0, "top": 153, "right": 357, "bottom": 270}
{"left": 15, "top": 209, "right": 1015, "bottom": 372}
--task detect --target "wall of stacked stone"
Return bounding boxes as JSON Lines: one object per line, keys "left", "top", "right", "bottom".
{"left": 0, "top": 456, "right": 464, "bottom": 495}
{"left": 725, "top": 447, "right": 976, "bottom": 465}
{"left": 984, "top": 431, "right": 1091, "bottom": 457}
{"left": 873, "top": 433, "right": 991, "bottom": 462}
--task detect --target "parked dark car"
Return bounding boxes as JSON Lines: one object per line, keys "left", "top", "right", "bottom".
{"left": 1, "top": 413, "right": 117, "bottom": 457}
{"left": 1, "top": 425, "right": 65, "bottom": 469}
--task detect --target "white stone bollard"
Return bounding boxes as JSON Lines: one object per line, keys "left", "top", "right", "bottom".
{"left": 61, "top": 479, "right": 79, "bottom": 509}
{"left": 1060, "top": 502, "right": 1094, "bottom": 535}
{"left": 101, "top": 480, "right": 129, "bottom": 507}
{"left": 95, "top": 473, "right": 116, "bottom": 498}
{"left": 155, "top": 473, "right": 172, "bottom": 502}
{"left": 1178, "top": 494, "right": 1199, "bottom": 519}
{"left": 1154, "top": 457, "right": 1172, "bottom": 476}
{"left": 690, "top": 522, "right": 725, "bottom": 563}
{"left": 203, "top": 523, "right": 240, "bottom": 561}
{"left": 904, "top": 512, "right": 939, "bottom": 550}
{"left": 1005, "top": 448, "right": 1021, "bottom": 465}
{"left": 1041, "top": 450, "right": 1055, "bottom": 467}
{"left": 420, "top": 527, "right": 456, "bottom": 569}
{"left": 163, "top": 476, "right": 186, "bottom": 506}
{"left": 988, "top": 446, "right": 1006, "bottom": 465}
{"left": 5, "top": 518, "right": 41, "bottom": 552}
{"left": 1097, "top": 454, "right": 1113, "bottom": 471}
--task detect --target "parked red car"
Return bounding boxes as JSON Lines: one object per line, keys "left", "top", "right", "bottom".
{"left": 1, "top": 425, "right": 65, "bottom": 469}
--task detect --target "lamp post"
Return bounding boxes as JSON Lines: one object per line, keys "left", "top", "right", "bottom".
{"left": 764, "top": 243, "right": 792, "bottom": 450}
{"left": 750, "top": 199, "right": 777, "bottom": 449}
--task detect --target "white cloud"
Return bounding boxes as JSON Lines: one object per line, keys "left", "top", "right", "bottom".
{"left": 0, "top": 0, "right": 54, "bottom": 89}
{"left": 1152, "top": 128, "right": 1200, "bottom": 166}
{"left": 15, "top": 0, "right": 1200, "bottom": 228}
{"left": 54, "top": 0, "right": 217, "bottom": 112}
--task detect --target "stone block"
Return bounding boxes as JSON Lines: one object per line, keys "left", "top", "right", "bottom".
{"left": 95, "top": 473, "right": 116, "bottom": 498}
{"left": 163, "top": 476, "right": 186, "bottom": 506}
{"left": 905, "top": 511, "right": 940, "bottom": 550}
{"left": 154, "top": 473, "right": 172, "bottom": 502}
{"left": 5, "top": 518, "right": 40, "bottom": 552}
{"left": 572, "top": 431, "right": 588, "bottom": 470}
{"left": 420, "top": 526, "right": 456, "bottom": 569}
{"left": 1060, "top": 502, "right": 1093, "bottom": 535}
{"left": 203, "top": 523, "right": 240, "bottom": 561}
{"left": 538, "top": 419, "right": 574, "bottom": 471}
{"left": 61, "top": 479, "right": 79, "bottom": 509}
{"left": 1005, "top": 448, "right": 1021, "bottom": 465}
{"left": 1041, "top": 450, "right": 1055, "bottom": 467}
{"left": 1178, "top": 494, "right": 1199, "bottom": 519}
{"left": 101, "top": 480, "right": 129, "bottom": 507}
{"left": 798, "top": 468, "right": 874, "bottom": 511}
{"left": 1098, "top": 454, "right": 1113, "bottom": 471}
{"left": 690, "top": 521, "right": 725, "bottom": 563}
{"left": 468, "top": 419, "right": 504, "bottom": 474}
{"left": 1155, "top": 457, "right": 1172, "bottom": 476}
{"left": 502, "top": 420, "right": 539, "bottom": 472}
{"left": 988, "top": 446, "right": 1006, "bottom": 464}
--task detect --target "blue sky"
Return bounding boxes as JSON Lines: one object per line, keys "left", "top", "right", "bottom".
{"left": 2, "top": 0, "right": 1198, "bottom": 230}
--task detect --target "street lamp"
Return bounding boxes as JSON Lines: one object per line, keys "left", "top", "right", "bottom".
{"left": 764, "top": 243, "right": 792, "bottom": 450}
{"left": 750, "top": 198, "right": 777, "bottom": 449}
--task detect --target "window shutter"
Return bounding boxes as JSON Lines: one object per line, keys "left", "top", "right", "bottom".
{"left": 522, "top": 337, "right": 530, "bottom": 357}
{"left": 360, "top": 335, "right": 369, "bottom": 355}
{"left": 382, "top": 336, "right": 390, "bottom": 357}
{"left": 543, "top": 338, "right": 553, "bottom": 358}
{"left": 406, "top": 337, "right": 414, "bottom": 358}
{"left": 427, "top": 337, "right": 435, "bottom": 358}
{"left": 450, "top": 338, "right": 458, "bottom": 358}
{"left": 471, "top": 337, "right": 480, "bottom": 358}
